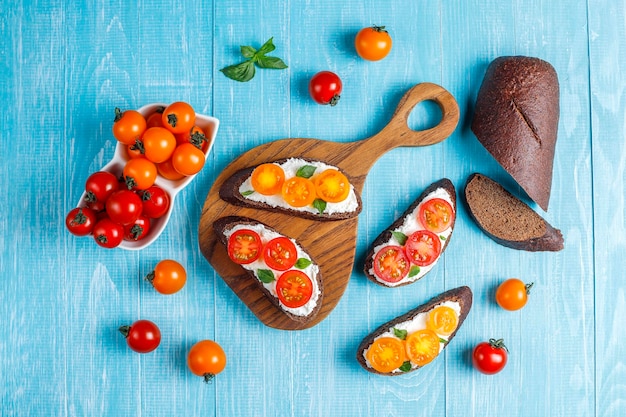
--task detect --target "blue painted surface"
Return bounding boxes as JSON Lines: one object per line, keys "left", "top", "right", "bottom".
{"left": 1, "top": 1, "right": 624, "bottom": 416}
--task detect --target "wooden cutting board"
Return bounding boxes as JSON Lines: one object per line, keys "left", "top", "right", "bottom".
{"left": 198, "top": 82, "right": 460, "bottom": 330}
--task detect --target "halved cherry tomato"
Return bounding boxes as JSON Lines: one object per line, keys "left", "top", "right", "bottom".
{"left": 112, "top": 108, "right": 147, "bottom": 145}
{"left": 250, "top": 164, "right": 285, "bottom": 196}
{"left": 141, "top": 127, "right": 177, "bottom": 163}
{"left": 227, "top": 229, "right": 262, "bottom": 264}
{"left": 281, "top": 177, "right": 316, "bottom": 207}
{"left": 313, "top": 169, "right": 350, "bottom": 203}
{"left": 426, "top": 306, "right": 459, "bottom": 336}
{"left": 366, "top": 337, "right": 406, "bottom": 373}
{"left": 373, "top": 245, "right": 410, "bottom": 283}
{"left": 122, "top": 158, "right": 157, "bottom": 190}
{"left": 405, "top": 329, "right": 440, "bottom": 366}
{"left": 404, "top": 230, "right": 442, "bottom": 266}
{"left": 275, "top": 270, "right": 313, "bottom": 308}
{"left": 157, "top": 159, "right": 186, "bottom": 181}
{"left": 171, "top": 143, "right": 205, "bottom": 176}
{"left": 263, "top": 237, "right": 297, "bottom": 271}
{"left": 419, "top": 198, "right": 454, "bottom": 234}
{"left": 162, "top": 101, "right": 195, "bottom": 134}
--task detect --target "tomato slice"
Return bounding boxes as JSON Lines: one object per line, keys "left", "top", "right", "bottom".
{"left": 263, "top": 237, "right": 297, "bottom": 271}
{"left": 313, "top": 169, "right": 350, "bottom": 203}
{"left": 366, "top": 337, "right": 407, "bottom": 373}
{"left": 405, "top": 329, "right": 440, "bottom": 366}
{"left": 275, "top": 270, "right": 313, "bottom": 308}
{"left": 372, "top": 245, "right": 410, "bottom": 283}
{"left": 404, "top": 230, "right": 442, "bottom": 266}
{"left": 227, "top": 229, "right": 262, "bottom": 264}
{"left": 426, "top": 306, "right": 459, "bottom": 336}
{"left": 281, "top": 177, "right": 316, "bottom": 207}
{"left": 418, "top": 198, "right": 454, "bottom": 233}
{"left": 251, "top": 163, "right": 285, "bottom": 196}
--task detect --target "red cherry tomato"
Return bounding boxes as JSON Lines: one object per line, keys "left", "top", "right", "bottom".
{"left": 275, "top": 270, "right": 313, "bottom": 309}
{"left": 263, "top": 237, "right": 297, "bottom": 271}
{"left": 84, "top": 171, "right": 120, "bottom": 212}
{"left": 65, "top": 207, "right": 97, "bottom": 236}
{"left": 140, "top": 186, "right": 170, "bottom": 219}
{"left": 404, "top": 230, "right": 442, "bottom": 266}
{"left": 472, "top": 339, "right": 508, "bottom": 374}
{"left": 227, "top": 229, "right": 262, "bottom": 264}
{"left": 372, "top": 245, "right": 410, "bottom": 283}
{"left": 419, "top": 198, "right": 454, "bottom": 233}
{"left": 355, "top": 26, "right": 393, "bottom": 61}
{"left": 309, "top": 71, "right": 342, "bottom": 106}
{"left": 92, "top": 217, "right": 125, "bottom": 248}
{"left": 119, "top": 320, "right": 161, "bottom": 353}
{"left": 124, "top": 214, "right": 151, "bottom": 241}
{"left": 112, "top": 108, "right": 147, "bottom": 145}
{"left": 105, "top": 190, "right": 143, "bottom": 226}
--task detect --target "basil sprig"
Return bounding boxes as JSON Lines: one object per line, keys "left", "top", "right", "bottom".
{"left": 220, "top": 37, "right": 288, "bottom": 82}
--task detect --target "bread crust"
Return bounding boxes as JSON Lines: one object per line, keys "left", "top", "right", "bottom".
{"left": 213, "top": 215, "right": 324, "bottom": 323}
{"left": 471, "top": 56, "right": 560, "bottom": 212}
{"left": 464, "top": 173, "right": 564, "bottom": 252}
{"left": 356, "top": 286, "right": 473, "bottom": 375}
{"left": 219, "top": 158, "right": 362, "bottom": 221}
{"left": 363, "top": 178, "right": 457, "bottom": 287}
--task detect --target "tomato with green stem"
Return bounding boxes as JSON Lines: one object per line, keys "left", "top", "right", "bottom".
{"left": 145, "top": 259, "right": 187, "bottom": 295}
{"left": 309, "top": 71, "right": 342, "bottom": 106}
{"left": 473, "top": 339, "right": 508, "bottom": 374}
{"left": 495, "top": 279, "right": 534, "bottom": 311}
{"left": 122, "top": 158, "right": 157, "bottom": 191}
{"left": 124, "top": 214, "right": 151, "bottom": 241}
{"left": 141, "top": 185, "right": 170, "bottom": 219}
{"left": 84, "top": 171, "right": 120, "bottom": 212}
{"left": 105, "top": 189, "right": 143, "bottom": 226}
{"left": 93, "top": 217, "right": 124, "bottom": 248}
{"left": 112, "top": 108, "right": 147, "bottom": 145}
{"left": 162, "top": 101, "right": 196, "bottom": 134}
{"left": 355, "top": 25, "right": 392, "bottom": 61}
{"left": 187, "top": 340, "right": 227, "bottom": 383}
{"left": 119, "top": 320, "right": 161, "bottom": 353}
{"left": 65, "top": 207, "right": 97, "bottom": 236}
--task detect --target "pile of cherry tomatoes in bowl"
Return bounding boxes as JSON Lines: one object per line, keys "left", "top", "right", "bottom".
{"left": 65, "top": 101, "right": 220, "bottom": 250}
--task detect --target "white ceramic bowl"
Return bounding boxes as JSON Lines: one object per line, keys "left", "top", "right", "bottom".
{"left": 78, "top": 103, "right": 219, "bottom": 250}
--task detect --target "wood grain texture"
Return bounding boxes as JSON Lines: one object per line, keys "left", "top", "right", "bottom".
{"left": 0, "top": 0, "right": 624, "bottom": 416}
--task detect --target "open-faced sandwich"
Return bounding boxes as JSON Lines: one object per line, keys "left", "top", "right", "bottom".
{"left": 219, "top": 158, "right": 362, "bottom": 220}
{"left": 213, "top": 216, "right": 323, "bottom": 322}
{"left": 357, "top": 286, "right": 472, "bottom": 375}
{"left": 364, "top": 179, "right": 456, "bottom": 287}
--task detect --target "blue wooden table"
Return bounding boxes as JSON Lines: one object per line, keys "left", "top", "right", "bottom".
{"left": 1, "top": 1, "right": 624, "bottom": 416}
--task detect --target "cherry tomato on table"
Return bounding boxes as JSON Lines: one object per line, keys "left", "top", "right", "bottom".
{"left": 112, "top": 108, "right": 147, "bottom": 145}
{"left": 355, "top": 25, "right": 393, "bottom": 61}
{"left": 373, "top": 245, "right": 410, "bottom": 283}
{"left": 162, "top": 101, "right": 196, "bottom": 134}
{"left": 84, "top": 171, "right": 120, "bottom": 212}
{"left": 419, "top": 198, "right": 454, "bottom": 233}
{"left": 227, "top": 229, "right": 262, "bottom": 264}
{"left": 473, "top": 338, "right": 508, "bottom": 374}
{"left": 496, "top": 279, "right": 534, "bottom": 311}
{"left": 276, "top": 270, "right": 313, "bottom": 309}
{"left": 65, "top": 207, "right": 97, "bottom": 236}
{"left": 92, "top": 217, "right": 125, "bottom": 248}
{"left": 264, "top": 237, "right": 297, "bottom": 271}
{"left": 187, "top": 340, "right": 227, "bottom": 383}
{"left": 145, "top": 259, "right": 187, "bottom": 295}
{"left": 119, "top": 319, "right": 161, "bottom": 353}
{"left": 140, "top": 185, "right": 170, "bottom": 219}
{"left": 105, "top": 189, "right": 143, "bottom": 226}
{"left": 309, "top": 71, "right": 342, "bottom": 106}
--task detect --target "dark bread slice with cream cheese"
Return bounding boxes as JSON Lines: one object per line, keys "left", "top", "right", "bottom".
{"left": 219, "top": 158, "right": 362, "bottom": 221}
{"left": 464, "top": 173, "right": 564, "bottom": 251}
{"left": 356, "top": 286, "right": 473, "bottom": 376}
{"left": 363, "top": 178, "right": 456, "bottom": 287}
{"left": 471, "top": 56, "right": 560, "bottom": 212}
{"left": 213, "top": 216, "right": 323, "bottom": 323}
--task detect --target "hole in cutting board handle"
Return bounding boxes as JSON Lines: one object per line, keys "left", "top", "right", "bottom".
{"left": 406, "top": 99, "right": 443, "bottom": 132}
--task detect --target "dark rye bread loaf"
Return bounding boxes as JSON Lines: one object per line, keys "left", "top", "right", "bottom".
{"left": 356, "top": 286, "right": 472, "bottom": 376}
{"left": 213, "top": 216, "right": 323, "bottom": 323}
{"left": 219, "top": 158, "right": 362, "bottom": 221}
{"left": 464, "top": 173, "right": 563, "bottom": 251}
{"left": 364, "top": 178, "right": 456, "bottom": 287}
{"left": 471, "top": 56, "right": 559, "bottom": 211}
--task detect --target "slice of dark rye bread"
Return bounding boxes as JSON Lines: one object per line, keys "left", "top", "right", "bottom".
{"left": 363, "top": 178, "right": 456, "bottom": 287}
{"left": 218, "top": 158, "right": 362, "bottom": 221}
{"left": 213, "top": 216, "right": 323, "bottom": 323}
{"left": 464, "top": 173, "right": 564, "bottom": 252}
{"left": 356, "top": 286, "right": 473, "bottom": 376}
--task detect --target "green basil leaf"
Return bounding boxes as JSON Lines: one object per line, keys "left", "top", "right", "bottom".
{"left": 440, "top": 235, "right": 447, "bottom": 241}
{"left": 393, "top": 328, "right": 407, "bottom": 340}
{"left": 399, "top": 361, "right": 412, "bottom": 372}
{"left": 220, "top": 60, "right": 256, "bottom": 82}
{"left": 256, "top": 56, "right": 288, "bottom": 69}
{"left": 257, "top": 269, "right": 275, "bottom": 283}
{"left": 439, "top": 338, "right": 447, "bottom": 344}
{"left": 295, "top": 258, "right": 312, "bottom": 269}
{"left": 256, "top": 37, "right": 276, "bottom": 56}
{"left": 296, "top": 165, "right": 317, "bottom": 178}
{"left": 240, "top": 45, "right": 256, "bottom": 59}
{"left": 408, "top": 265, "right": 420, "bottom": 278}
{"left": 313, "top": 198, "right": 327, "bottom": 214}
{"left": 241, "top": 190, "right": 255, "bottom": 196}
{"left": 391, "top": 231, "right": 408, "bottom": 245}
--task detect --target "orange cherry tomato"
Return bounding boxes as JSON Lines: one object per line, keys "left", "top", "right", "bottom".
{"left": 112, "top": 108, "right": 147, "bottom": 145}
{"left": 281, "top": 177, "right": 316, "bottom": 207}
{"left": 162, "top": 101, "right": 196, "bottom": 134}
{"left": 125, "top": 144, "right": 143, "bottom": 159}
{"left": 426, "top": 306, "right": 459, "bottom": 336}
{"left": 405, "top": 329, "right": 440, "bottom": 367}
{"left": 275, "top": 270, "right": 313, "bottom": 309}
{"left": 141, "top": 127, "right": 177, "bottom": 163}
{"left": 157, "top": 159, "right": 186, "bottom": 181}
{"left": 495, "top": 279, "right": 534, "bottom": 311}
{"left": 171, "top": 143, "right": 206, "bottom": 176}
{"left": 122, "top": 158, "right": 157, "bottom": 190}
{"left": 355, "top": 26, "right": 392, "bottom": 61}
{"left": 419, "top": 198, "right": 454, "bottom": 233}
{"left": 313, "top": 169, "right": 351, "bottom": 203}
{"left": 145, "top": 109, "right": 165, "bottom": 128}
{"left": 175, "top": 125, "right": 209, "bottom": 152}
{"left": 250, "top": 164, "right": 285, "bottom": 196}
{"left": 187, "top": 340, "right": 227, "bottom": 383}
{"left": 146, "top": 259, "right": 187, "bottom": 295}
{"left": 366, "top": 337, "right": 406, "bottom": 373}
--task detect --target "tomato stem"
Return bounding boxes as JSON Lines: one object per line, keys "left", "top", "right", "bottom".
{"left": 488, "top": 338, "right": 508, "bottom": 352}
{"left": 114, "top": 107, "right": 123, "bottom": 123}
{"left": 145, "top": 271, "right": 156, "bottom": 285}
{"left": 525, "top": 282, "right": 534, "bottom": 294}
{"left": 329, "top": 94, "right": 341, "bottom": 106}
{"left": 71, "top": 209, "right": 88, "bottom": 225}
{"left": 372, "top": 25, "right": 388, "bottom": 33}
{"left": 119, "top": 325, "right": 130, "bottom": 338}
{"left": 203, "top": 373, "right": 216, "bottom": 384}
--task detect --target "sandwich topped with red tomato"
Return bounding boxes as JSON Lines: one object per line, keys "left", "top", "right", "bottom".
{"left": 213, "top": 216, "right": 323, "bottom": 323}
{"left": 364, "top": 179, "right": 456, "bottom": 287}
